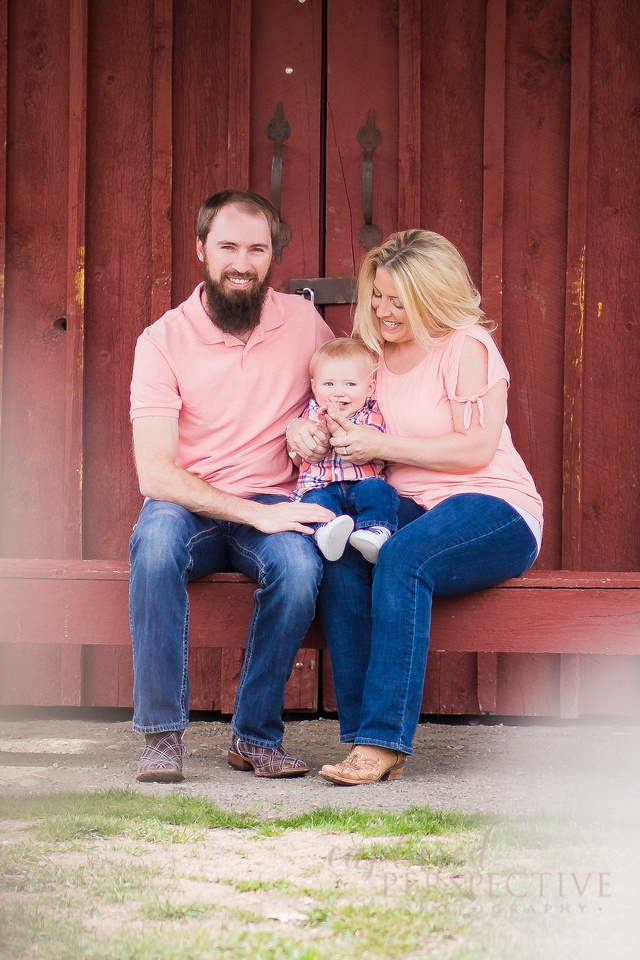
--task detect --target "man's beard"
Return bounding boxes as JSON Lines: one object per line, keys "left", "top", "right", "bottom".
{"left": 203, "top": 265, "right": 271, "bottom": 337}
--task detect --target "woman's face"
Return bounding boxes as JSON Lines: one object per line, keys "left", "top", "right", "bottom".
{"left": 371, "top": 267, "right": 413, "bottom": 345}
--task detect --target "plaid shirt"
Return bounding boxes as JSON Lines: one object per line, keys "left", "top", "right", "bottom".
{"left": 292, "top": 398, "right": 386, "bottom": 499}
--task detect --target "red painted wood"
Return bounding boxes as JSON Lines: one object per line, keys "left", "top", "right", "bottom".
{"left": 64, "top": 0, "right": 87, "bottom": 560}
{"left": 561, "top": 0, "right": 591, "bottom": 570}
{"left": 422, "top": 652, "right": 478, "bottom": 715}
{"left": 227, "top": 0, "right": 251, "bottom": 189}
{"left": 248, "top": 0, "right": 322, "bottom": 293}
{"left": 83, "top": 0, "right": 154, "bottom": 562}
{"left": 419, "top": 0, "right": 486, "bottom": 281}
{"left": 501, "top": 0, "right": 571, "bottom": 570}
{"left": 284, "top": 649, "right": 319, "bottom": 712}
{"left": 1, "top": 0, "right": 70, "bottom": 557}
{"left": 171, "top": 0, "right": 233, "bottom": 307}
{"left": 494, "top": 654, "right": 560, "bottom": 717}
{"left": 481, "top": 0, "right": 506, "bottom": 342}
{"left": 151, "top": 0, "right": 173, "bottom": 321}
{"left": 580, "top": 0, "right": 640, "bottom": 571}
{"left": 324, "top": 0, "right": 399, "bottom": 335}
{"left": 477, "top": 652, "right": 498, "bottom": 713}
{"left": 3, "top": 561, "right": 640, "bottom": 655}
{"left": 397, "top": 0, "right": 421, "bottom": 230}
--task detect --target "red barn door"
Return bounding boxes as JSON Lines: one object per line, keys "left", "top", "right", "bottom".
{"left": 1, "top": 0, "right": 640, "bottom": 716}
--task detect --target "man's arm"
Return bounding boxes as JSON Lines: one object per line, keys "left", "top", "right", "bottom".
{"left": 133, "top": 417, "right": 335, "bottom": 534}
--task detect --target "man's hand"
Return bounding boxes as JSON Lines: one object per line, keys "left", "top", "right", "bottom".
{"left": 327, "top": 410, "right": 385, "bottom": 464}
{"left": 287, "top": 417, "right": 331, "bottom": 464}
{"left": 250, "top": 499, "right": 336, "bottom": 535}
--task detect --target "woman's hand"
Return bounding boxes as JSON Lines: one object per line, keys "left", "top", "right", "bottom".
{"left": 326, "top": 410, "right": 385, "bottom": 464}
{"left": 286, "top": 417, "right": 331, "bottom": 463}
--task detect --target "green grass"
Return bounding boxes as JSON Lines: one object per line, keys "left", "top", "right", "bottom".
{"left": 0, "top": 788, "right": 612, "bottom": 960}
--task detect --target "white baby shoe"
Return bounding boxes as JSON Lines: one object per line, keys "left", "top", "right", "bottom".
{"left": 349, "top": 526, "right": 391, "bottom": 564}
{"left": 314, "top": 515, "right": 355, "bottom": 561}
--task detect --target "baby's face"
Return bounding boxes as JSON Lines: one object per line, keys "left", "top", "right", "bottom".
{"left": 311, "top": 354, "right": 375, "bottom": 418}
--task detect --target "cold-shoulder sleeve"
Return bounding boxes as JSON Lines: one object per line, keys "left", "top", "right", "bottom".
{"left": 442, "top": 326, "right": 510, "bottom": 430}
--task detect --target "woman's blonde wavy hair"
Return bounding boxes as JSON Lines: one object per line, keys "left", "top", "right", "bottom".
{"left": 353, "top": 230, "right": 491, "bottom": 354}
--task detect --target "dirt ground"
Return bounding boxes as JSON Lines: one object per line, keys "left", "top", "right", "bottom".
{"left": 1, "top": 711, "right": 639, "bottom": 822}
{"left": 2, "top": 711, "right": 640, "bottom": 958}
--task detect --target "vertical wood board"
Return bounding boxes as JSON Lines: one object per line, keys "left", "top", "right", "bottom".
{"left": 248, "top": 0, "right": 322, "bottom": 292}
{"left": 580, "top": 0, "right": 640, "bottom": 570}
{"left": 1, "top": 0, "right": 70, "bottom": 557}
{"left": 501, "top": 0, "right": 572, "bottom": 570}
{"left": 83, "top": 0, "right": 154, "bottom": 561}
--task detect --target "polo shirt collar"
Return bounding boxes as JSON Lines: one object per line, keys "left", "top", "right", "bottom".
{"left": 184, "top": 283, "right": 284, "bottom": 346}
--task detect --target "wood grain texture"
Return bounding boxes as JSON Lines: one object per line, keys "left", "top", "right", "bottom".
{"left": 501, "top": 0, "right": 571, "bottom": 570}
{"left": 481, "top": 0, "right": 506, "bottom": 341}
{"left": 64, "top": 0, "right": 88, "bottom": 560}
{"left": 1, "top": 0, "right": 70, "bottom": 557}
{"left": 151, "top": 0, "right": 173, "bottom": 320}
{"left": 580, "top": 0, "right": 640, "bottom": 571}
{"left": 248, "top": 0, "right": 322, "bottom": 293}
{"left": 83, "top": 0, "right": 154, "bottom": 561}
{"left": 397, "top": 0, "right": 421, "bottom": 230}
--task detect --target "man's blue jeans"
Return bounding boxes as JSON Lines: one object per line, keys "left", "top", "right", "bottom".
{"left": 129, "top": 496, "right": 323, "bottom": 746}
{"left": 316, "top": 493, "right": 539, "bottom": 754}
{"left": 300, "top": 478, "right": 399, "bottom": 533}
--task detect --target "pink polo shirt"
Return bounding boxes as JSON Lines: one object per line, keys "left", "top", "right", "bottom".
{"left": 376, "top": 324, "right": 543, "bottom": 528}
{"left": 130, "top": 283, "right": 332, "bottom": 498}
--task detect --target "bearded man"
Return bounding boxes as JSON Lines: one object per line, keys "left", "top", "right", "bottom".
{"left": 129, "top": 189, "right": 333, "bottom": 782}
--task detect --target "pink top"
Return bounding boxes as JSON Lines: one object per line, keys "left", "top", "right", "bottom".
{"left": 376, "top": 325, "right": 543, "bottom": 527}
{"left": 130, "top": 283, "right": 333, "bottom": 498}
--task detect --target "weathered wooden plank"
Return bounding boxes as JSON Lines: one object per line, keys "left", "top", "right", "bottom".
{"left": 151, "top": 0, "right": 173, "bottom": 320}
{"left": 397, "top": 0, "right": 421, "bottom": 230}
{"left": 580, "top": 0, "right": 640, "bottom": 571}
{"left": 83, "top": 0, "right": 154, "bottom": 561}
{"left": 562, "top": 0, "right": 591, "bottom": 569}
{"left": 60, "top": 644, "right": 83, "bottom": 706}
{"left": 494, "top": 653, "right": 560, "bottom": 717}
{"left": 227, "top": 0, "right": 250, "bottom": 188}
{"left": 1, "top": 0, "right": 70, "bottom": 557}
{"left": 419, "top": 0, "right": 485, "bottom": 279}
{"left": 423, "top": 652, "right": 478, "bottom": 715}
{"left": 477, "top": 652, "right": 498, "bottom": 713}
{"left": 501, "top": 0, "right": 571, "bottom": 570}
{"left": 324, "top": 0, "right": 399, "bottom": 335}
{"left": 64, "top": 0, "right": 88, "bottom": 560}
{"left": 481, "top": 0, "right": 506, "bottom": 342}
{"left": 284, "top": 649, "right": 319, "bottom": 712}
{"left": 248, "top": 0, "right": 323, "bottom": 293}
{"left": 4, "top": 558, "right": 640, "bottom": 589}
{"left": 2, "top": 566, "right": 640, "bottom": 655}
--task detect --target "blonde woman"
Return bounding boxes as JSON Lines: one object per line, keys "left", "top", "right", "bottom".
{"left": 288, "top": 230, "right": 543, "bottom": 785}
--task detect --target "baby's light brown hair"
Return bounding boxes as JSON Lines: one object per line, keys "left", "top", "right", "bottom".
{"left": 309, "top": 337, "right": 379, "bottom": 379}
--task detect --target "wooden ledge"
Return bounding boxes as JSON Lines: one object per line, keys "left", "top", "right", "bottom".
{"left": 1, "top": 559, "right": 640, "bottom": 657}
{"left": 1, "top": 558, "right": 640, "bottom": 590}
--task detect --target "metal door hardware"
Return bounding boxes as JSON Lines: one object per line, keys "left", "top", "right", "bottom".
{"left": 357, "top": 109, "right": 382, "bottom": 250}
{"left": 290, "top": 276, "right": 357, "bottom": 306}
{"left": 267, "top": 102, "right": 292, "bottom": 262}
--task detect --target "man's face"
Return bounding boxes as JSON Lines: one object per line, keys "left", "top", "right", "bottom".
{"left": 197, "top": 204, "right": 274, "bottom": 337}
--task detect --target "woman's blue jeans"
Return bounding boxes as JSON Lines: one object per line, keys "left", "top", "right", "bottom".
{"left": 316, "top": 493, "right": 539, "bottom": 755}
{"left": 129, "top": 496, "right": 323, "bottom": 746}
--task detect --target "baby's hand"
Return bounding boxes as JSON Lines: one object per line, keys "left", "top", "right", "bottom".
{"left": 324, "top": 401, "right": 348, "bottom": 438}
